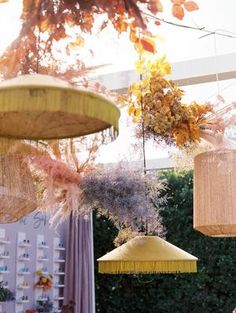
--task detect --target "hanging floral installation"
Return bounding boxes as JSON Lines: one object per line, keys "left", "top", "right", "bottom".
{"left": 81, "top": 165, "right": 165, "bottom": 243}
{"left": 0, "top": 0, "right": 198, "bottom": 80}
{"left": 126, "top": 54, "right": 236, "bottom": 238}
{"left": 127, "top": 56, "right": 236, "bottom": 149}
{"left": 26, "top": 137, "right": 102, "bottom": 224}
{"left": 22, "top": 138, "right": 165, "bottom": 243}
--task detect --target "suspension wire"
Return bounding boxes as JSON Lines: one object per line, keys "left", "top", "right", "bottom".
{"left": 144, "top": 12, "right": 236, "bottom": 39}
{"left": 213, "top": 33, "right": 220, "bottom": 95}
{"left": 138, "top": 47, "right": 149, "bottom": 234}
{"left": 140, "top": 71, "right": 147, "bottom": 176}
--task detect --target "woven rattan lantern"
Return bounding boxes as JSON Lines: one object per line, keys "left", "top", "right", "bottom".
{"left": 0, "top": 139, "right": 48, "bottom": 223}
{"left": 194, "top": 149, "right": 236, "bottom": 236}
{"left": 98, "top": 236, "right": 198, "bottom": 274}
{"left": 0, "top": 153, "right": 37, "bottom": 223}
{"left": 0, "top": 74, "right": 120, "bottom": 140}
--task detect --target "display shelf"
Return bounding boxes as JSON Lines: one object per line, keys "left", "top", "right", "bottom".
{"left": 0, "top": 228, "right": 10, "bottom": 293}
{"left": 53, "top": 237, "right": 65, "bottom": 313}
{"left": 18, "top": 243, "right": 31, "bottom": 248}
{"left": 54, "top": 259, "right": 65, "bottom": 263}
{"left": 38, "top": 258, "right": 49, "bottom": 262}
{"left": 53, "top": 284, "right": 64, "bottom": 288}
{"left": 37, "top": 297, "right": 49, "bottom": 302}
{"left": 35, "top": 234, "right": 52, "bottom": 308}
{"left": 17, "top": 285, "right": 30, "bottom": 290}
{"left": 54, "top": 247, "right": 65, "bottom": 251}
{"left": 38, "top": 244, "right": 50, "bottom": 249}
{"left": 0, "top": 256, "right": 10, "bottom": 260}
{"left": 0, "top": 219, "right": 66, "bottom": 312}
{"left": 54, "top": 297, "right": 64, "bottom": 301}
{"left": 17, "top": 271, "right": 31, "bottom": 275}
{"left": 17, "top": 300, "right": 29, "bottom": 304}
{"left": 18, "top": 257, "right": 30, "bottom": 262}
{"left": 0, "top": 230, "right": 10, "bottom": 313}
{"left": 40, "top": 271, "right": 49, "bottom": 275}
{"left": 16, "top": 232, "right": 31, "bottom": 313}
{"left": 0, "top": 239, "right": 10, "bottom": 245}
{"left": 34, "top": 285, "right": 44, "bottom": 289}
{"left": 54, "top": 272, "right": 65, "bottom": 275}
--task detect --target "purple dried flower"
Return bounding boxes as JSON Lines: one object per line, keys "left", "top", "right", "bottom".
{"left": 81, "top": 164, "right": 166, "bottom": 241}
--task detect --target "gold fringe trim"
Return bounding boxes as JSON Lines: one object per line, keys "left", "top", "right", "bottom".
{"left": 0, "top": 85, "right": 120, "bottom": 140}
{"left": 98, "top": 261, "right": 197, "bottom": 274}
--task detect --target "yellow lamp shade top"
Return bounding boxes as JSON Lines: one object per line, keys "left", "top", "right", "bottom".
{"left": 98, "top": 236, "right": 198, "bottom": 274}
{"left": 0, "top": 74, "right": 120, "bottom": 140}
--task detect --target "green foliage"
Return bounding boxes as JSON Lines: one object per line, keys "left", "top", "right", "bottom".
{"left": 0, "top": 281, "right": 14, "bottom": 302}
{"left": 94, "top": 170, "right": 236, "bottom": 313}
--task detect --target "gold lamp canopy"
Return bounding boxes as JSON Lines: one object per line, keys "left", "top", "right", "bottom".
{"left": 98, "top": 236, "right": 198, "bottom": 274}
{"left": 0, "top": 74, "right": 120, "bottom": 140}
{"left": 194, "top": 149, "right": 236, "bottom": 237}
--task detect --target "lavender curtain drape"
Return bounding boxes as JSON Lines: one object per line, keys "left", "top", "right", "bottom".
{"left": 63, "top": 213, "right": 94, "bottom": 313}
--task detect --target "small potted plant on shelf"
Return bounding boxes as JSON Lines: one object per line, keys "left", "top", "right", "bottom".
{"left": 0, "top": 281, "right": 14, "bottom": 302}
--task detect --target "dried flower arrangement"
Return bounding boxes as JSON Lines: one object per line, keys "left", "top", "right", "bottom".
{"left": 34, "top": 271, "right": 53, "bottom": 291}
{"left": 81, "top": 165, "right": 166, "bottom": 240}
{"left": 128, "top": 56, "right": 236, "bottom": 149}
{"left": 26, "top": 137, "right": 101, "bottom": 224}
{"left": 23, "top": 138, "right": 165, "bottom": 242}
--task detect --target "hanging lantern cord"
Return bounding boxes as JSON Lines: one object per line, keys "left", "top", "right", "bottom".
{"left": 140, "top": 72, "right": 147, "bottom": 176}
{"left": 139, "top": 68, "right": 149, "bottom": 236}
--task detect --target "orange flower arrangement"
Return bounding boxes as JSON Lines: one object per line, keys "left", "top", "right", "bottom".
{"left": 34, "top": 270, "right": 53, "bottom": 291}
{"left": 128, "top": 56, "right": 212, "bottom": 147}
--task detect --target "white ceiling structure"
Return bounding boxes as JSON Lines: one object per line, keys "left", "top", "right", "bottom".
{"left": 97, "top": 52, "right": 236, "bottom": 91}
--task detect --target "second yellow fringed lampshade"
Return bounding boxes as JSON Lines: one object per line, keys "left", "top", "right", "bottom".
{"left": 98, "top": 236, "right": 198, "bottom": 274}
{"left": 0, "top": 74, "right": 120, "bottom": 140}
{"left": 194, "top": 149, "right": 236, "bottom": 236}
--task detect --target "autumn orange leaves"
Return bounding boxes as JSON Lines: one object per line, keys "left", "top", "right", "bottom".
{"left": 0, "top": 0, "right": 199, "bottom": 78}
{"left": 171, "top": 0, "right": 199, "bottom": 20}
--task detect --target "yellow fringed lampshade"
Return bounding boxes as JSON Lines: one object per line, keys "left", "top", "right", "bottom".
{"left": 0, "top": 154, "right": 37, "bottom": 223}
{"left": 194, "top": 149, "right": 236, "bottom": 236}
{"left": 0, "top": 74, "right": 120, "bottom": 140}
{"left": 98, "top": 236, "right": 198, "bottom": 274}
